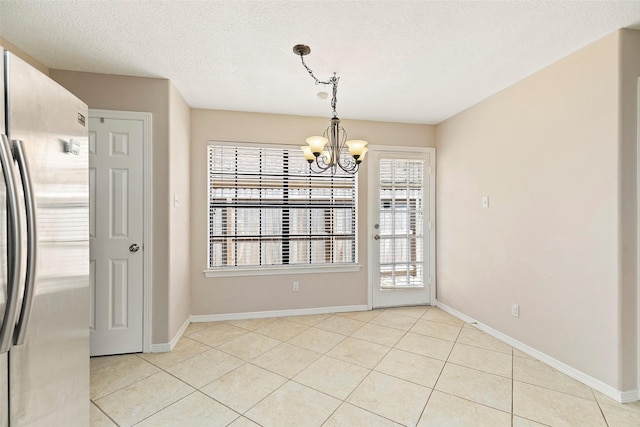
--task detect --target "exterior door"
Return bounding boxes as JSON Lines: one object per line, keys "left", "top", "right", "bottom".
{"left": 89, "top": 114, "right": 144, "bottom": 356}
{"left": 370, "top": 148, "right": 435, "bottom": 308}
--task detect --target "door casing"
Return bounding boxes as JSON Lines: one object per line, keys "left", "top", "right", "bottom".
{"left": 636, "top": 77, "right": 640, "bottom": 393}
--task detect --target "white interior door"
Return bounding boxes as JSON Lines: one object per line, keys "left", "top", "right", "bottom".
{"left": 89, "top": 115, "right": 144, "bottom": 356}
{"left": 370, "top": 148, "right": 435, "bottom": 308}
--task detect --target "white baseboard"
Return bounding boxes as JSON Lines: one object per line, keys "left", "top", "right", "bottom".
{"left": 435, "top": 300, "right": 638, "bottom": 404}
{"left": 149, "top": 316, "right": 191, "bottom": 353}
{"left": 191, "top": 304, "right": 370, "bottom": 323}
{"left": 621, "top": 389, "right": 640, "bottom": 403}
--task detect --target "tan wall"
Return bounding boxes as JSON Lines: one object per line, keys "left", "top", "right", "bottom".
{"left": 0, "top": 37, "right": 49, "bottom": 75}
{"left": 190, "top": 109, "right": 435, "bottom": 315}
{"left": 49, "top": 70, "right": 172, "bottom": 344}
{"left": 436, "top": 31, "right": 636, "bottom": 390}
{"left": 168, "top": 83, "right": 192, "bottom": 338}
{"left": 619, "top": 29, "right": 640, "bottom": 391}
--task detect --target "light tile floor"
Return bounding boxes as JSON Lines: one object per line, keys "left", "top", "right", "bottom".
{"left": 90, "top": 306, "right": 640, "bottom": 426}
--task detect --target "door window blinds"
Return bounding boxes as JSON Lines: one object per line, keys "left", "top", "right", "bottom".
{"left": 207, "top": 143, "right": 357, "bottom": 269}
{"left": 378, "top": 158, "right": 424, "bottom": 288}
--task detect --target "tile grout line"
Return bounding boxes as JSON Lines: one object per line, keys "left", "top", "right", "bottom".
{"left": 238, "top": 361, "right": 330, "bottom": 426}
{"left": 91, "top": 365, "right": 159, "bottom": 403}
{"left": 415, "top": 313, "right": 465, "bottom": 425}
{"left": 511, "top": 344, "right": 514, "bottom": 427}
{"left": 91, "top": 400, "right": 120, "bottom": 426}
{"left": 591, "top": 387, "right": 611, "bottom": 427}
{"left": 512, "top": 377, "right": 608, "bottom": 403}
{"left": 130, "top": 390, "right": 201, "bottom": 426}
{"left": 294, "top": 308, "right": 423, "bottom": 425}
{"left": 383, "top": 307, "right": 458, "bottom": 425}
{"left": 136, "top": 350, "right": 264, "bottom": 425}
{"left": 326, "top": 307, "right": 429, "bottom": 426}
{"left": 153, "top": 357, "right": 264, "bottom": 426}
{"left": 135, "top": 342, "right": 214, "bottom": 371}
{"left": 199, "top": 321, "right": 349, "bottom": 425}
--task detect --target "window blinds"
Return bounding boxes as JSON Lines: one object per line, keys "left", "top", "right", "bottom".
{"left": 207, "top": 144, "right": 357, "bottom": 269}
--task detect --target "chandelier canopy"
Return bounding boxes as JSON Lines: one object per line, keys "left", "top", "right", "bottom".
{"left": 293, "top": 44, "right": 368, "bottom": 175}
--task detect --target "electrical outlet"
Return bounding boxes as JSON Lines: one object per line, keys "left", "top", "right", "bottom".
{"left": 292, "top": 281, "right": 299, "bottom": 292}
{"left": 511, "top": 303, "right": 519, "bottom": 318}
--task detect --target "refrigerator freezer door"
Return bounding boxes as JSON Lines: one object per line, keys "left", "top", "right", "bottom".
{"left": 6, "top": 52, "right": 89, "bottom": 426}
{"left": 1, "top": 45, "right": 7, "bottom": 427}
{"left": 0, "top": 47, "right": 4, "bottom": 136}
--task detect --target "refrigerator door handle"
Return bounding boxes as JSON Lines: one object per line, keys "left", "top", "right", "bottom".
{"left": 0, "top": 134, "right": 23, "bottom": 354}
{"left": 12, "top": 139, "right": 37, "bottom": 345}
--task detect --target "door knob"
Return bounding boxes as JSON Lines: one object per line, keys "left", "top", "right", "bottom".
{"left": 374, "top": 235, "right": 380, "bottom": 240}
{"left": 129, "top": 243, "right": 140, "bottom": 253}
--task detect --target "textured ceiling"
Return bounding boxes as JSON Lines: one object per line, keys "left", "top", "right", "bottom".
{"left": 1, "top": 1, "right": 640, "bottom": 124}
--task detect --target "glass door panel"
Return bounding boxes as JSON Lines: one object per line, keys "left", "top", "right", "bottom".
{"left": 371, "top": 149, "right": 434, "bottom": 308}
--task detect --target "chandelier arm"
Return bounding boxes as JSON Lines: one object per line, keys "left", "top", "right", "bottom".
{"left": 344, "top": 162, "right": 360, "bottom": 173}
{"left": 310, "top": 153, "right": 331, "bottom": 173}
{"left": 337, "top": 124, "right": 347, "bottom": 156}
{"left": 337, "top": 152, "right": 359, "bottom": 174}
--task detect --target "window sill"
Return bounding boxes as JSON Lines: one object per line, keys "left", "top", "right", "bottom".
{"left": 203, "top": 264, "right": 361, "bottom": 278}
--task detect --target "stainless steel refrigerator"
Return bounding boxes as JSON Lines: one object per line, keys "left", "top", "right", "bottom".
{"left": 0, "top": 48, "right": 89, "bottom": 425}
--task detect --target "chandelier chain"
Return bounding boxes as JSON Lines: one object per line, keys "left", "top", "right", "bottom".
{"left": 298, "top": 54, "right": 339, "bottom": 118}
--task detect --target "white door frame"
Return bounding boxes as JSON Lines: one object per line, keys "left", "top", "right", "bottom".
{"left": 89, "top": 109, "right": 153, "bottom": 353}
{"left": 636, "top": 77, "right": 640, "bottom": 393}
{"left": 367, "top": 145, "right": 436, "bottom": 309}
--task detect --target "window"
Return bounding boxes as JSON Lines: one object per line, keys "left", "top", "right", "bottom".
{"left": 207, "top": 143, "right": 357, "bottom": 272}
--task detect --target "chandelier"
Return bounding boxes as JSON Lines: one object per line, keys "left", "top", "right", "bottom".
{"left": 293, "top": 44, "right": 368, "bottom": 174}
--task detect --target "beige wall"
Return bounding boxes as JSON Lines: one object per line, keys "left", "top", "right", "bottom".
{"left": 190, "top": 109, "right": 435, "bottom": 315}
{"left": 49, "top": 70, "right": 173, "bottom": 344}
{"left": 619, "top": 29, "right": 640, "bottom": 391}
{"left": 436, "top": 30, "right": 638, "bottom": 391}
{"left": 168, "top": 83, "right": 192, "bottom": 338}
